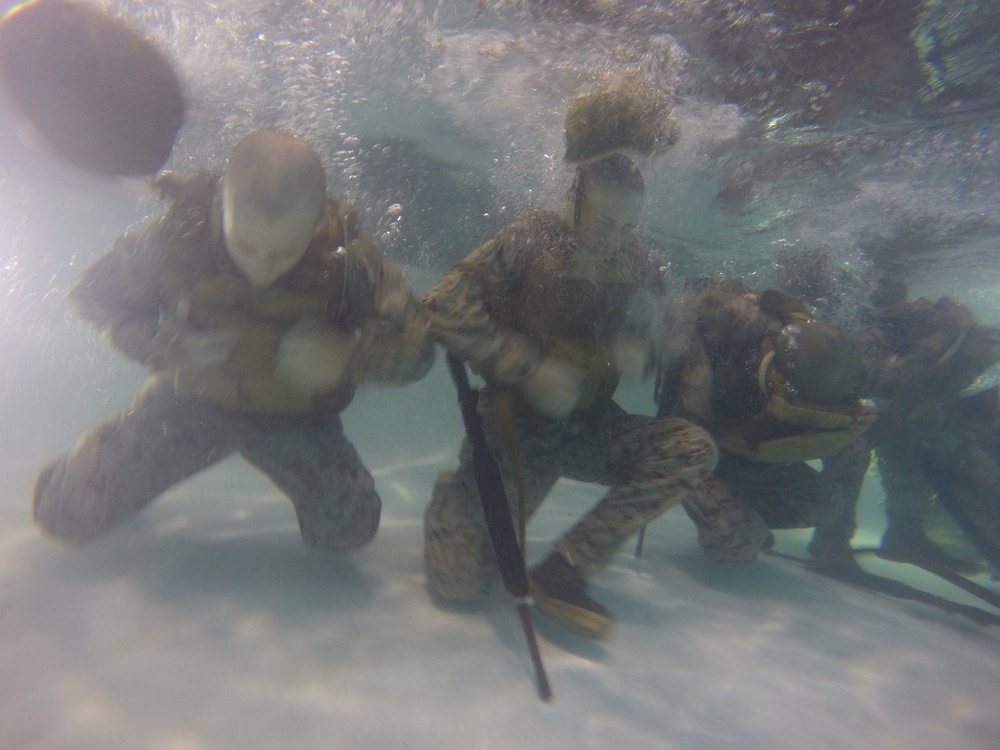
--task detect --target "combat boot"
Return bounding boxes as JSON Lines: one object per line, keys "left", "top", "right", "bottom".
{"left": 529, "top": 552, "right": 612, "bottom": 640}
{"left": 806, "top": 530, "right": 862, "bottom": 576}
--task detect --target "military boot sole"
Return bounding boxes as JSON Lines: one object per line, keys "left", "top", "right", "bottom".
{"left": 528, "top": 580, "right": 613, "bottom": 641}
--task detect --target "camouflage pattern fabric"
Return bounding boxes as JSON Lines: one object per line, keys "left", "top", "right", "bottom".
{"left": 658, "top": 278, "right": 872, "bottom": 566}
{"left": 682, "top": 440, "right": 871, "bottom": 566}
{"left": 33, "top": 171, "right": 431, "bottom": 547}
{"left": 860, "top": 297, "right": 1000, "bottom": 568}
{"left": 68, "top": 172, "right": 433, "bottom": 413}
{"left": 424, "top": 393, "right": 716, "bottom": 600}
{"left": 422, "top": 208, "right": 715, "bottom": 600}
{"left": 34, "top": 377, "right": 380, "bottom": 548}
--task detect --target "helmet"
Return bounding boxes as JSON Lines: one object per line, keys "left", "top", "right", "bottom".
{"left": 222, "top": 130, "right": 326, "bottom": 287}
{"left": 773, "top": 321, "right": 862, "bottom": 404}
{"left": 564, "top": 81, "right": 678, "bottom": 164}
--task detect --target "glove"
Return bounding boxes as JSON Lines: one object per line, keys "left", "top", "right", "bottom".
{"left": 147, "top": 296, "right": 237, "bottom": 372}
{"left": 612, "top": 333, "right": 651, "bottom": 378}
{"left": 169, "top": 327, "right": 238, "bottom": 370}
{"left": 520, "top": 355, "right": 585, "bottom": 419}
{"left": 275, "top": 320, "right": 357, "bottom": 396}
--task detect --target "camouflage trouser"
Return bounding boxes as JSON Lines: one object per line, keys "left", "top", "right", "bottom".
{"left": 684, "top": 439, "right": 871, "bottom": 563}
{"left": 918, "top": 426, "right": 1000, "bottom": 571}
{"left": 424, "top": 391, "right": 717, "bottom": 600}
{"left": 33, "top": 376, "right": 381, "bottom": 550}
{"left": 876, "top": 428, "right": 936, "bottom": 533}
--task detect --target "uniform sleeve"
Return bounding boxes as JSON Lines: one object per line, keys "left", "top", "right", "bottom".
{"left": 423, "top": 230, "right": 544, "bottom": 385}
{"left": 67, "top": 172, "right": 219, "bottom": 370}
{"left": 67, "top": 228, "right": 168, "bottom": 367}
{"left": 350, "top": 248, "right": 435, "bottom": 385}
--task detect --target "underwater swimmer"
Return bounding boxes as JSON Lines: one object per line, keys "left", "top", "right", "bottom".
{"left": 33, "top": 130, "right": 433, "bottom": 551}
{"left": 423, "top": 84, "right": 714, "bottom": 640}
{"left": 656, "top": 278, "right": 875, "bottom": 571}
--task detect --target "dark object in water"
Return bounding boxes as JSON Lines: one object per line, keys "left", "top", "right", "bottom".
{"left": 0, "top": 0, "right": 184, "bottom": 176}
{"left": 446, "top": 354, "right": 552, "bottom": 702}
{"left": 768, "top": 549, "right": 1000, "bottom": 627}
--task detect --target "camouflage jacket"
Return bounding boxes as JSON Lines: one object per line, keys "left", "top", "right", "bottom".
{"left": 69, "top": 171, "right": 433, "bottom": 415}
{"left": 424, "top": 208, "right": 667, "bottom": 416}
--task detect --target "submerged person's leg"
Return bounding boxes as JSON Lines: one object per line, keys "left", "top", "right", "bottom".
{"left": 709, "top": 451, "right": 857, "bottom": 568}
{"left": 876, "top": 431, "right": 955, "bottom": 564}
{"left": 806, "top": 439, "right": 872, "bottom": 569}
{"left": 921, "top": 433, "right": 1000, "bottom": 573}
{"left": 723, "top": 455, "right": 841, "bottom": 530}
{"left": 424, "top": 444, "right": 495, "bottom": 600}
{"left": 555, "top": 411, "right": 716, "bottom": 572}
{"left": 527, "top": 408, "right": 715, "bottom": 638}
{"left": 681, "top": 474, "right": 773, "bottom": 563}
{"left": 240, "top": 414, "right": 381, "bottom": 552}
{"left": 424, "top": 402, "right": 561, "bottom": 600}
{"left": 33, "top": 377, "right": 238, "bottom": 544}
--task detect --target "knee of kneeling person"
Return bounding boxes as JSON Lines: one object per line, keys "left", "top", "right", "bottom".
{"left": 300, "top": 524, "right": 377, "bottom": 553}
{"left": 298, "top": 497, "right": 382, "bottom": 553}
{"left": 424, "top": 562, "right": 495, "bottom": 602}
{"left": 635, "top": 419, "right": 719, "bottom": 483}
{"left": 32, "top": 471, "right": 115, "bottom": 546}
{"left": 687, "top": 423, "right": 719, "bottom": 477}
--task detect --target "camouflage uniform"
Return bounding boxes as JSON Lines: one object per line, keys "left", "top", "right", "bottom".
{"left": 423, "top": 209, "right": 717, "bottom": 600}
{"left": 859, "top": 297, "right": 1000, "bottom": 570}
{"left": 656, "top": 279, "right": 873, "bottom": 566}
{"left": 34, "top": 172, "right": 433, "bottom": 549}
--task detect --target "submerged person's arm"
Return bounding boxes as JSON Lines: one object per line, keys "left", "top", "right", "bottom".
{"left": 423, "top": 229, "right": 544, "bottom": 386}
{"left": 353, "top": 254, "right": 435, "bottom": 385}
{"left": 274, "top": 200, "right": 434, "bottom": 394}
{"left": 68, "top": 172, "right": 234, "bottom": 373}
{"left": 68, "top": 229, "right": 168, "bottom": 367}
{"left": 69, "top": 231, "right": 236, "bottom": 374}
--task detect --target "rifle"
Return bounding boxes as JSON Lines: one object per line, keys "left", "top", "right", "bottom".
{"left": 446, "top": 354, "right": 552, "bottom": 701}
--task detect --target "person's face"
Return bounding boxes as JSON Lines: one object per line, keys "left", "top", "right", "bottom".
{"left": 225, "top": 232, "right": 309, "bottom": 288}
{"left": 222, "top": 193, "right": 318, "bottom": 288}
{"left": 576, "top": 180, "right": 643, "bottom": 253}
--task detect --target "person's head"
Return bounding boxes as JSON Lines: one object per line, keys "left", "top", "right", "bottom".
{"left": 773, "top": 320, "right": 863, "bottom": 404}
{"left": 222, "top": 130, "right": 326, "bottom": 287}
{"left": 570, "top": 154, "right": 645, "bottom": 252}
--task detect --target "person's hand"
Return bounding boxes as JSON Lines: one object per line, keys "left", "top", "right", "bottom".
{"left": 171, "top": 327, "right": 239, "bottom": 371}
{"left": 275, "top": 320, "right": 357, "bottom": 396}
{"left": 149, "top": 297, "right": 238, "bottom": 371}
{"left": 612, "top": 334, "right": 650, "bottom": 378}
{"left": 520, "top": 355, "right": 585, "bottom": 419}
{"left": 850, "top": 403, "right": 879, "bottom": 433}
